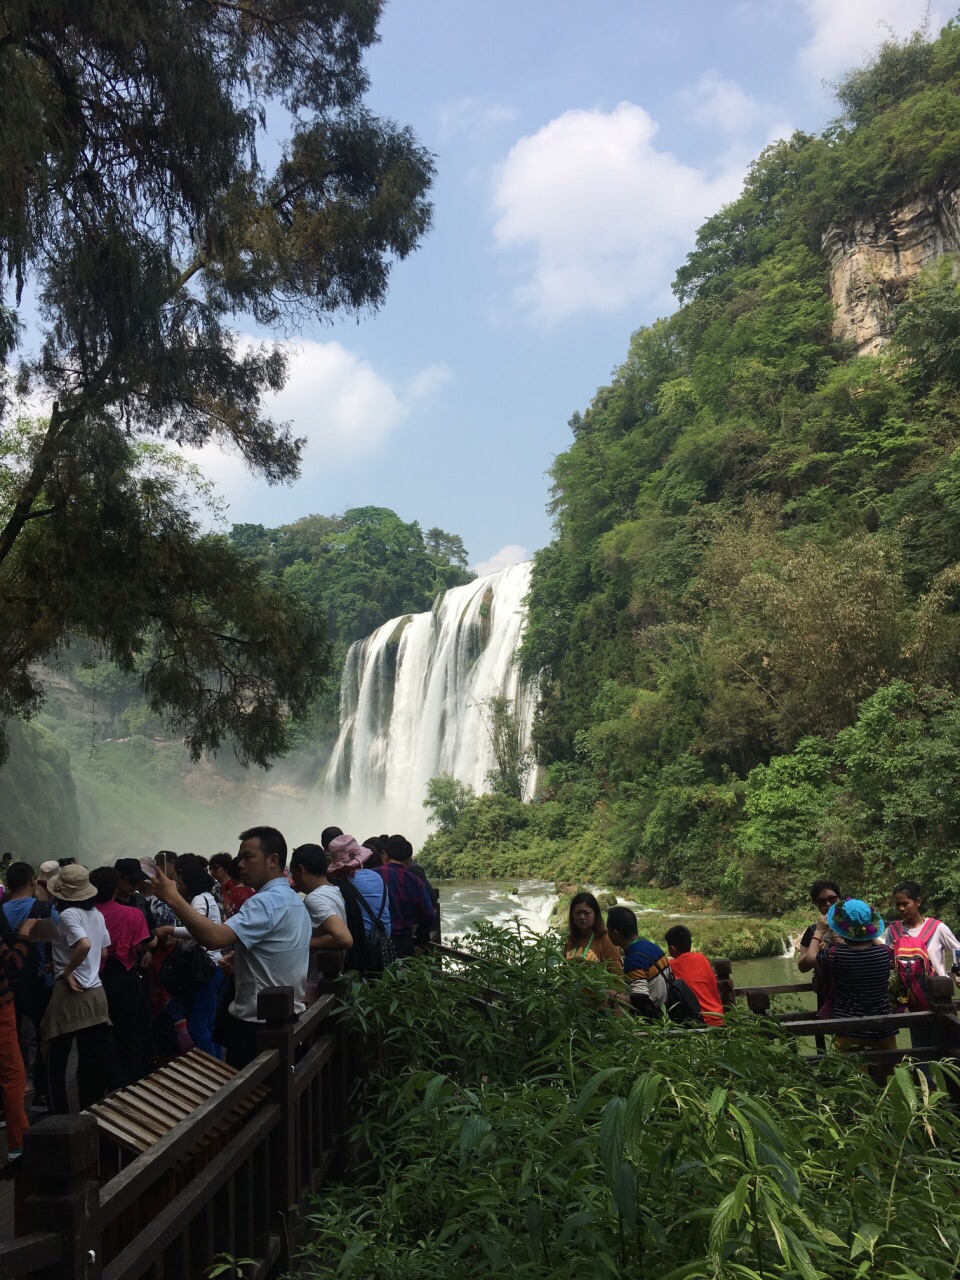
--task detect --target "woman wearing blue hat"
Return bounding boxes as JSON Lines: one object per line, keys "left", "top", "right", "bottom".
{"left": 811, "top": 898, "right": 895, "bottom": 1054}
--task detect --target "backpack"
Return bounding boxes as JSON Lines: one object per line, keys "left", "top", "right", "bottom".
{"left": 663, "top": 972, "right": 704, "bottom": 1024}
{"left": 0, "top": 899, "right": 53, "bottom": 1014}
{"left": 888, "top": 917, "right": 940, "bottom": 1010}
{"left": 340, "top": 879, "right": 397, "bottom": 976}
{"left": 159, "top": 897, "right": 216, "bottom": 1000}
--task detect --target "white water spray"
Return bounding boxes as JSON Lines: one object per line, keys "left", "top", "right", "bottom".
{"left": 325, "top": 562, "right": 536, "bottom": 841}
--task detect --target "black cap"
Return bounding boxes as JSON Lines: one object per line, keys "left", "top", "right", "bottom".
{"left": 114, "top": 857, "right": 148, "bottom": 885}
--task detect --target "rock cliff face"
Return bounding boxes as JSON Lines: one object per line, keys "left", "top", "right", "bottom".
{"left": 0, "top": 719, "right": 80, "bottom": 858}
{"left": 824, "top": 187, "right": 960, "bottom": 355}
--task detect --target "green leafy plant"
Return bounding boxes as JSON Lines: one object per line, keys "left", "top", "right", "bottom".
{"left": 297, "top": 931, "right": 960, "bottom": 1279}
{"left": 207, "top": 1253, "right": 258, "bottom": 1278}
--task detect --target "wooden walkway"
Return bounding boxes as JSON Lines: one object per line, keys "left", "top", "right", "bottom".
{"left": 0, "top": 1044, "right": 81, "bottom": 1242}
{"left": 0, "top": 984, "right": 360, "bottom": 1280}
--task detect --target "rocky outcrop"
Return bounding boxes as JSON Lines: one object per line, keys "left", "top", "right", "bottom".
{"left": 823, "top": 187, "right": 960, "bottom": 355}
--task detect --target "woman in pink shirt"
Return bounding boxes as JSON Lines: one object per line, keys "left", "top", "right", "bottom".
{"left": 90, "top": 866, "right": 154, "bottom": 1084}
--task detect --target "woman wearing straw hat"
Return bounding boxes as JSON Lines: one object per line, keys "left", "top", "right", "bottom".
{"left": 42, "top": 864, "right": 120, "bottom": 1112}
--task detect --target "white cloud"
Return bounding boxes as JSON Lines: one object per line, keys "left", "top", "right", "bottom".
{"left": 679, "top": 71, "right": 765, "bottom": 135}
{"left": 269, "top": 339, "right": 405, "bottom": 459}
{"left": 472, "top": 543, "right": 528, "bottom": 577}
{"left": 797, "top": 0, "right": 944, "bottom": 82}
{"left": 437, "top": 96, "right": 519, "bottom": 144}
{"left": 491, "top": 102, "right": 744, "bottom": 323}
{"left": 407, "top": 362, "right": 454, "bottom": 400}
{"left": 178, "top": 337, "right": 451, "bottom": 517}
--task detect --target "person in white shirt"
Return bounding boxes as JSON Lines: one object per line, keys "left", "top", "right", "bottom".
{"left": 151, "top": 826, "right": 311, "bottom": 1068}
{"left": 885, "top": 880, "right": 960, "bottom": 978}
{"left": 41, "top": 864, "right": 120, "bottom": 1113}
{"left": 289, "top": 844, "right": 352, "bottom": 992}
{"left": 156, "top": 854, "right": 225, "bottom": 1058}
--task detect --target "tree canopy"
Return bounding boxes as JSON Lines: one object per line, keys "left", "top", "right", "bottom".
{"left": 0, "top": 0, "right": 434, "bottom": 763}
{"left": 229, "top": 505, "right": 474, "bottom": 648}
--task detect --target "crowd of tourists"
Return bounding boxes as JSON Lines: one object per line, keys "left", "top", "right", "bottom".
{"left": 0, "top": 826, "right": 437, "bottom": 1159}
{"left": 563, "top": 880, "right": 960, "bottom": 1051}
{"left": 2, "top": 834, "right": 957, "bottom": 1161}
{"left": 794, "top": 879, "right": 960, "bottom": 1050}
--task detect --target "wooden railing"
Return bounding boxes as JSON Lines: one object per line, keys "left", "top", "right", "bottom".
{"left": 720, "top": 962, "right": 960, "bottom": 1090}
{"left": 0, "top": 983, "right": 359, "bottom": 1280}
{"left": 427, "top": 943, "right": 960, "bottom": 1080}
{"left": 5, "top": 950, "right": 958, "bottom": 1278}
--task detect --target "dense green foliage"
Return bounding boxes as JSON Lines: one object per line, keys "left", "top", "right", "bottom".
{"left": 462, "top": 23, "right": 960, "bottom": 913}
{"left": 301, "top": 930, "right": 960, "bottom": 1278}
{"left": 0, "top": 1, "right": 433, "bottom": 763}
{"left": 0, "top": 431, "right": 331, "bottom": 767}
{"left": 230, "top": 507, "right": 470, "bottom": 648}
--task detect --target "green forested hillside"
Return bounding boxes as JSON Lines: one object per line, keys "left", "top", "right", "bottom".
{"left": 423, "top": 26, "right": 960, "bottom": 912}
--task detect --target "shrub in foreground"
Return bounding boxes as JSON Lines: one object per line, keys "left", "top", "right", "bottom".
{"left": 298, "top": 926, "right": 960, "bottom": 1279}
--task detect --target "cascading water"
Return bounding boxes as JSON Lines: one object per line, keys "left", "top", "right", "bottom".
{"left": 325, "top": 561, "right": 535, "bottom": 842}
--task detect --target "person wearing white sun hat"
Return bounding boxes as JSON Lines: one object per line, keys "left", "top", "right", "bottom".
{"left": 35, "top": 861, "right": 61, "bottom": 904}
{"left": 42, "top": 864, "right": 120, "bottom": 1113}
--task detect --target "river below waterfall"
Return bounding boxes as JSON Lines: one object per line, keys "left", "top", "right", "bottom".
{"left": 436, "top": 879, "right": 808, "bottom": 996}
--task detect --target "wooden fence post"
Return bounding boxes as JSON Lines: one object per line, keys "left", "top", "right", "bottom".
{"left": 257, "top": 986, "right": 298, "bottom": 1270}
{"left": 746, "top": 990, "right": 771, "bottom": 1019}
{"left": 907, "top": 976, "right": 954, "bottom": 1058}
{"left": 16, "top": 1115, "right": 101, "bottom": 1280}
{"left": 713, "top": 959, "right": 735, "bottom": 1010}
{"left": 926, "top": 975, "right": 956, "bottom": 1018}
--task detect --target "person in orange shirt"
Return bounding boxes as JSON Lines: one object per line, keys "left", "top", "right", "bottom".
{"left": 664, "top": 925, "right": 724, "bottom": 1026}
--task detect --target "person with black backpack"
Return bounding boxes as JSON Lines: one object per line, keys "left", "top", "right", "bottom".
{"left": 1, "top": 862, "right": 56, "bottom": 1105}
{"left": 606, "top": 906, "right": 702, "bottom": 1023}
{"left": 375, "top": 836, "right": 436, "bottom": 960}
{"left": 326, "top": 834, "right": 396, "bottom": 975}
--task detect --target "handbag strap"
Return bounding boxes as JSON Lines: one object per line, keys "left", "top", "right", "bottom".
{"left": 344, "top": 878, "right": 388, "bottom": 928}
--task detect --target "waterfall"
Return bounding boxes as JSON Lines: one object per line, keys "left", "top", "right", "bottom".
{"left": 324, "top": 561, "right": 536, "bottom": 841}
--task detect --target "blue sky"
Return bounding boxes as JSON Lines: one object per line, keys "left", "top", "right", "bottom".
{"left": 201, "top": 0, "right": 944, "bottom": 574}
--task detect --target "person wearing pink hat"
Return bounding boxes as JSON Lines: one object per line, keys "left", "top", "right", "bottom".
{"left": 35, "top": 861, "right": 61, "bottom": 904}
{"left": 326, "top": 833, "right": 392, "bottom": 950}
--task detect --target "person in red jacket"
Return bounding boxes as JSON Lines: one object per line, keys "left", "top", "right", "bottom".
{"left": 0, "top": 915, "right": 39, "bottom": 1157}
{"left": 664, "top": 925, "right": 724, "bottom": 1026}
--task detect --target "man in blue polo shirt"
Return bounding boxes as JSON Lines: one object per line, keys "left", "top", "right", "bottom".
{"left": 151, "top": 825, "right": 311, "bottom": 1067}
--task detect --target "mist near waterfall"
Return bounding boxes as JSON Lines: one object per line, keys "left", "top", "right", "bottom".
{"left": 21, "top": 563, "right": 536, "bottom": 867}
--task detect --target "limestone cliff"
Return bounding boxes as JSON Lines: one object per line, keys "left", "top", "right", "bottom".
{"left": 824, "top": 186, "right": 960, "bottom": 355}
